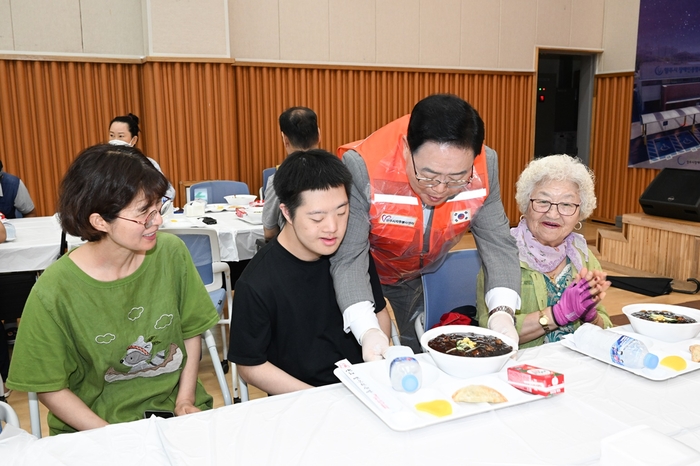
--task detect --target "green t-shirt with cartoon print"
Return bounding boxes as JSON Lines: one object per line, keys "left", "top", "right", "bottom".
{"left": 7, "top": 232, "right": 220, "bottom": 435}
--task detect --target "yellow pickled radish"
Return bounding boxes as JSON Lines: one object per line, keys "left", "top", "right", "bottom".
{"left": 660, "top": 356, "right": 687, "bottom": 371}
{"left": 415, "top": 399, "right": 453, "bottom": 417}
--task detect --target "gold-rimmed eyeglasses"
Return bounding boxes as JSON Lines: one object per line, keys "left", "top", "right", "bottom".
{"left": 529, "top": 199, "right": 580, "bottom": 216}
{"left": 117, "top": 197, "right": 172, "bottom": 229}
{"left": 410, "top": 152, "right": 472, "bottom": 188}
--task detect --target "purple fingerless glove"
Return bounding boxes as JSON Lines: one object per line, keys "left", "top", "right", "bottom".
{"left": 552, "top": 280, "right": 597, "bottom": 325}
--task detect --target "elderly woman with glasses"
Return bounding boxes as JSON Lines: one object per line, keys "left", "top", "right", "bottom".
{"left": 6, "top": 144, "right": 219, "bottom": 435}
{"left": 476, "top": 154, "right": 612, "bottom": 348}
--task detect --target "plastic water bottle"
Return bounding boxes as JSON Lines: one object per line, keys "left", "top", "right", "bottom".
{"left": 386, "top": 346, "right": 422, "bottom": 393}
{"left": 574, "top": 323, "right": 659, "bottom": 369}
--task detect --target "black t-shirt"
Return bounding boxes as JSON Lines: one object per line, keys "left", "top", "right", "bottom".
{"left": 228, "top": 238, "right": 386, "bottom": 387}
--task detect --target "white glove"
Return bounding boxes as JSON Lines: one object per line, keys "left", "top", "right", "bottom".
{"left": 487, "top": 312, "right": 519, "bottom": 348}
{"left": 360, "top": 328, "right": 389, "bottom": 362}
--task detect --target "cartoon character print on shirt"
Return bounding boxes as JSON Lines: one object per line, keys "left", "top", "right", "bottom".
{"left": 102, "top": 308, "right": 183, "bottom": 382}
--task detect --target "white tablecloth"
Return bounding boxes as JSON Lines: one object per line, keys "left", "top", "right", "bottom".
{"left": 0, "top": 212, "right": 262, "bottom": 274}
{"left": 0, "top": 216, "right": 83, "bottom": 274}
{"left": 161, "top": 211, "right": 263, "bottom": 262}
{"left": 2, "top": 342, "right": 699, "bottom": 465}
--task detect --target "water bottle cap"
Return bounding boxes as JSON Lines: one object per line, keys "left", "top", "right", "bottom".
{"left": 402, "top": 374, "right": 419, "bottom": 392}
{"left": 643, "top": 353, "right": 659, "bottom": 369}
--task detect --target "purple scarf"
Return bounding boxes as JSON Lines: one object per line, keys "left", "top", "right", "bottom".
{"left": 511, "top": 218, "right": 588, "bottom": 274}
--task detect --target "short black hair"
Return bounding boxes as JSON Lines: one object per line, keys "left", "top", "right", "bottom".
{"left": 406, "top": 94, "right": 484, "bottom": 156}
{"left": 58, "top": 144, "right": 168, "bottom": 242}
{"left": 278, "top": 107, "right": 319, "bottom": 149}
{"left": 110, "top": 113, "right": 140, "bottom": 138}
{"left": 273, "top": 149, "right": 352, "bottom": 219}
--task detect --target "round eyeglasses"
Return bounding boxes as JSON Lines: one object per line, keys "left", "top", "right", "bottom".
{"left": 410, "top": 152, "right": 472, "bottom": 188}
{"left": 117, "top": 197, "right": 172, "bottom": 229}
{"left": 529, "top": 199, "right": 580, "bottom": 216}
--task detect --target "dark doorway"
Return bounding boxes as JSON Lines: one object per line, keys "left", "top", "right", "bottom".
{"left": 535, "top": 52, "right": 595, "bottom": 164}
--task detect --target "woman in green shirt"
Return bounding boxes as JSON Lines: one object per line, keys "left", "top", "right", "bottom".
{"left": 7, "top": 144, "right": 219, "bottom": 434}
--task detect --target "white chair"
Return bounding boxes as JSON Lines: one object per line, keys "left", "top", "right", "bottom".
{"left": 415, "top": 249, "right": 482, "bottom": 339}
{"left": 164, "top": 228, "right": 249, "bottom": 403}
{"left": 28, "top": 392, "right": 41, "bottom": 437}
{"left": 0, "top": 400, "right": 20, "bottom": 430}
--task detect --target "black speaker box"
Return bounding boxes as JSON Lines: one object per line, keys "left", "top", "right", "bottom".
{"left": 639, "top": 168, "right": 700, "bottom": 222}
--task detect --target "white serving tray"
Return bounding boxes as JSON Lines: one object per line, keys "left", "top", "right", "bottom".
{"left": 160, "top": 216, "right": 206, "bottom": 228}
{"left": 334, "top": 354, "right": 549, "bottom": 431}
{"left": 236, "top": 215, "right": 263, "bottom": 225}
{"left": 561, "top": 325, "right": 700, "bottom": 381}
{"left": 205, "top": 203, "right": 228, "bottom": 213}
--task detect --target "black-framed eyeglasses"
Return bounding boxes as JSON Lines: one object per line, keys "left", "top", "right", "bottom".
{"left": 529, "top": 199, "right": 580, "bottom": 216}
{"left": 117, "top": 197, "right": 172, "bottom": 229}
{"left": 410, "top": 152, "right": 472, "bottom": 188}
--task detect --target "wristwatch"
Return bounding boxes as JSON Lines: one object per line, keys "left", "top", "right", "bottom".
{"left": 538, "top": 310, "right": 551, "bottom": 333}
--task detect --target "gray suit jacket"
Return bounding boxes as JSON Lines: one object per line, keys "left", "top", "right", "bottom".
{"left": 330, "top": 146, "right": 520, "bottom": 311}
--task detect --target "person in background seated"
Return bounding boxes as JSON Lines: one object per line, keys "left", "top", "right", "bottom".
{"left": 332, "top": 94, "right": 520, "bottom": 356}
{"left": 6, "top": 144, "right": 219, "bottom": 435}
{"left": 108, "top": 113, "right": 176, "bottom": 201}
{"left": 262, "top": 106, "right": 320, "bottom": 241}
{"left": 228, "top": 150, "right": 390, "bottom": 395}
{"left": 477, "top": 155, "right": 612, "bottom": 348}
{"left": 0, "top": 160, "right": 36, "bottom": 218}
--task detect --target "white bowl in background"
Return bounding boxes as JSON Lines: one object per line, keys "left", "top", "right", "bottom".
{"left": 420, "top": 325, "right": 516, "bottom": 378}
{"left": 622, "top": 303, "right": 700, "bottom": 343}
{"left": 225, "top": 194, "right": 256, "bottom": 206}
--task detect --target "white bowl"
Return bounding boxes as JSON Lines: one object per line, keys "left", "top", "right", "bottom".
{"left": 622, "top": 303, "right": 700, "bottom": 343}
{"left": 420, "top": 325, "right": 516, "bottom": 378}
{"left": 225, "top": 194, "right": 256, "bottom": 206}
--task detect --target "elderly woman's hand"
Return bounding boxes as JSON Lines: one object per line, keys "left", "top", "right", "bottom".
{"left": 581, "top": 270, "right": 611, "bottom": 322}
{"left": 552, "top": 271, "right": 597, "bottom": 325}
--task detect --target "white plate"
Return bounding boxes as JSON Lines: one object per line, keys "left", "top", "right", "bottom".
{"left": 160, "top": 217, "right": 206, "bottom": 228}
{"left": 205, "top": 204, "right": 228, "bottom": 213}
{"left": 334, "top": 354, "right": 548, "bottom": 431}
{"left": 560, "top": 325, "right": 700, "bottom": 381}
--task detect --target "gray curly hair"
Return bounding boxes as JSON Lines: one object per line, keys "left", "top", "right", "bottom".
{"left": 515, "top": 154, "right": 597, "bottom": 220}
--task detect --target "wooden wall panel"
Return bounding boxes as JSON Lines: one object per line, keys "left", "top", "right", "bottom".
{"left": 140, "top": 62, "right": 240, "bottom": 201}
{"left": 231, "top": 64, "right": 535, "bottom": 223}
{"left": 0, "top": 60, "right": 141, "bottom": 216}
{"left": 589, "top": 73, "right": 658, "bottom": 224}
{"left": 1, "top": 59, "right": 535, "bottom": 222}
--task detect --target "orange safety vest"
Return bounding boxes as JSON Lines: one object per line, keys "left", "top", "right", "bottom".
{"left": 338, "top": 115, "right": 489, "bottom": 284}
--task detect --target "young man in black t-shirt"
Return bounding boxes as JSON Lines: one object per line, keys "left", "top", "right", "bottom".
{"left": 228, "top": 150, "right": 390, "bottom": 394}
